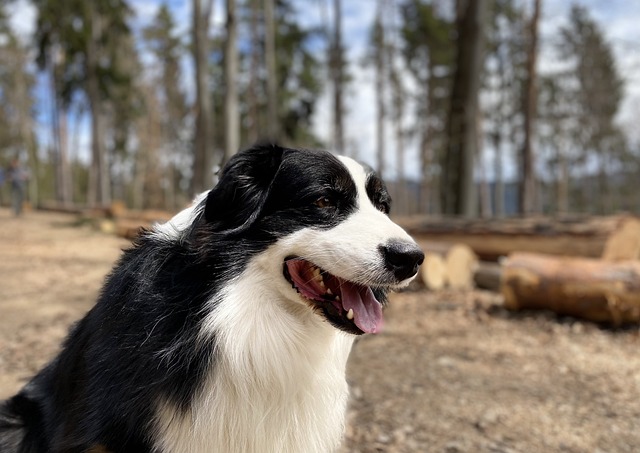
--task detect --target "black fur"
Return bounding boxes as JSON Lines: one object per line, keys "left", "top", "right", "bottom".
{"left": 0, "top": 144, "right": 392, "bottom": 452}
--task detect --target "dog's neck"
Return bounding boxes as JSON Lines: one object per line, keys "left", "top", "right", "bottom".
{"left": 154, "top": 257, "right": 355, "bottom": 453}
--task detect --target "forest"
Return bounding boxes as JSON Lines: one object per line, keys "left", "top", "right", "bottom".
{"left": 0, "top": 0, "right": 637, "bottom": 217}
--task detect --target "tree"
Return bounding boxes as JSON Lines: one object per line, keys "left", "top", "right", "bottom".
{"left": 192, "top": 0, "right": 216, "bottom": 194}
{"left": 519, "top": 0, "right": 541, "bottom": 215}
{"left": 264, "top": 0, "right": 278, "bottom": 141}
{"left": 0, "top": 9, "right": 39, "bottom": 204}
{"left": 143, "top": 4, "right": 190, "bottom": 209}
{"left": 329, "top": 0, "right": 346, "bottom": 153}
{"left": 371, "top": 1, "right": 387, "bottom": 179}
{"left": 484, "top": 0, "right": 525, "bottom": 217}
{"left": 557, "top": 5, "right": 625, "bottom": 214}
{"left": 34, "top": 0, "right": 133, "bottom": 206}
{"left": 441, "top": 0, "right": 486, "bottom": 216}
{"left": 400, "top": 0, "right": 455, "bottom": 214}
{"left": 224, "top": 0, "right": 240, "bottom": 164}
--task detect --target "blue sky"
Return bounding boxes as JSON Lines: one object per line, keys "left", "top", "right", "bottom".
{"left": 8, "top": 0, "right": 640, "bottom": 181}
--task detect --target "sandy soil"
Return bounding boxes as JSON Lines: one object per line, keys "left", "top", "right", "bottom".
{"left": 1, "top": 208, "right": 639, "bottom": 452}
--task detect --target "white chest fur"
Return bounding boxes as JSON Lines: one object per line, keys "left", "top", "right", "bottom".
{"left": 153, "top": 259, "right": 355, "bottom": 453}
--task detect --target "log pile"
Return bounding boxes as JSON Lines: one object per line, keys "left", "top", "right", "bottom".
{"left": 400, "top": 215, "right": 640, "bottom": 261}
{"left": 501, "top": 252, "right": 640, "bottom": 325}
{"left": 406, "top": 214, "right": 640, "bottom": 324}
{"left": 416, "top": 241, "right": 479, "bottom": 291}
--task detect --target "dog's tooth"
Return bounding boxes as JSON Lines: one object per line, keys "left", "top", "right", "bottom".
{"left": 326, "top": 288, "right": 333, "bottom": 295}
{"left": 346, "top": 309, "right": 354, "bottom": 320}
{"left": 336, "top": 296, "right": 341, "bottom": 302}
{"left": 318, "top": 279, "right": 326, "bottom": 289}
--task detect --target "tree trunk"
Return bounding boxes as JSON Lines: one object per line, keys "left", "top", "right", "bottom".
{"left": 519, "top": 0, "right": 541, "bottom": 215}
{"left": 556, "top": 142, "right": 569, "bottom": 214}
{"left": 191, "top": 0, "right": 215, "bottom": 194}
{"left": 86, "top": 3, "right": 110, "bottom": 206}
{"left": 224, "top": 0, "right": 239, "bottom": 164}
{"left": 441, "top": 0, "right": 485, "bottom": 217}
{"left": 248, "top": 0, "right": 261, "bottom": 144}
{"left": 264, "top": 0, "right": 278, "bottom": 141}
{"left": 331, "top": 0, "right": 345, "bottom": 153}
{"left": 492, "top": 131, "right": 505, "bottom": 217}
{"left": 374, "top": 3, "right": 386, "bottom": 179}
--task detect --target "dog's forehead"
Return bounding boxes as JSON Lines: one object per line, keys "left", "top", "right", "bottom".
{"left": 336, "top": 156, "right": 369, "bottom": 188}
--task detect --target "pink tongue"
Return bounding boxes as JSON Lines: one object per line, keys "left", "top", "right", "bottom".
{"left": 340, "top": 282, "right": 383, "bottom": 334}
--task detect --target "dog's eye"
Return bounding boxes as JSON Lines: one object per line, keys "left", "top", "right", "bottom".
{"left": 314, "top": 197, "right": 334, "bottom": 209}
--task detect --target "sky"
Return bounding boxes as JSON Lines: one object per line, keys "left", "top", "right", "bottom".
{"left": 7, "top": 0, "right": 640, "bottom": 182}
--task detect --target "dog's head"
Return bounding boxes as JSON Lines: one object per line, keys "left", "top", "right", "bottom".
{"left": 202, "top": 144, "right": 423, "bottom": 335}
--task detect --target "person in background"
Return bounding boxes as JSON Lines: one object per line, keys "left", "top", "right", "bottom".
{"left": 8, "top": 157, "right": 28, "bottom": 216}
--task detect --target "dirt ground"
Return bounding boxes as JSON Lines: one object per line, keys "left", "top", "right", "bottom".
{"left": 1, "top": 208, "right": 639, "bottom": 453}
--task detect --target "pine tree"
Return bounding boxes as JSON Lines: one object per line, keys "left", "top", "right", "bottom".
{"left": 441, "top": 0, "right": 487, "bottom": 216}
{"left": 400, "top": 0, "right": 455, "bottom": 214}
{"left": 143, "top": 4, "right": 190, "bottom": 209}
{"left": 557, "top": 5, "right": 626, "bottom": 214}
{"left": 34, "top": 0, "right": 134, "bottom": 206}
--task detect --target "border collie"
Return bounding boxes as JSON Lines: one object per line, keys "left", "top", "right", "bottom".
{"left": 0, "top": 144, "right": 423, "bottom": 453}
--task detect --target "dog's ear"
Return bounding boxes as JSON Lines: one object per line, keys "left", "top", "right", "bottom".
{"left": 204, "top": 144, "right": 285, "bottom": 234}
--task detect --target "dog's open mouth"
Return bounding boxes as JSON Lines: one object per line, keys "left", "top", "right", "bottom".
{"left": 283, "top": 257, "right": 383, "bottom": 335}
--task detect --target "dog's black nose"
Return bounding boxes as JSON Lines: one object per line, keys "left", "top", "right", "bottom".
{"left": 380, "top": 240, "right": 425, "bottom": 281}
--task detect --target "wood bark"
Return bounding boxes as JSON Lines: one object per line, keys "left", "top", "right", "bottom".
{"left": 224, "top": 0, "right": 239, "bottom": 164}
{"left": 264, "top": 0, "right": 278, "bottom": 141}
{"left": 441, "top": 0, "right": 485, "bottom": 217}
{"left": 519, "top": 0, "right": 541, "bottom": 214}
{"left": 86, "top": 2, "right": 110, "bottom": 207}
{"left": 374, "top": 3, "right": 386, "bottom": 179}
{"left": 248, "top": 0, "right": 261, "bottom": 144}
{"left": 501, "top": 252, "right": 640, "bottom": 325}
{"left": 191, "top": 0, "right": 215, "bottom": 194}
{"left": 331, "top": 0, "right": 345, "bottom": 153}
{"left": 474, "top": 261, "right": 502, "bottom": 292}
{"left": 402, "top": 215, "right": 640, "bottom": 262}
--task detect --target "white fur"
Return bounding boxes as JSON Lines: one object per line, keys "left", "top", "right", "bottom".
{"left": 152, "top": 157, "right": 419, "bottom": 453}
{"left": 152, "top": 192, "right": 208, "bottom": 241}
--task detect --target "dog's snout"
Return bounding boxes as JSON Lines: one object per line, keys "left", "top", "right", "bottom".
{"left": 380, "top": 240, "right": 424, "bottom": 281}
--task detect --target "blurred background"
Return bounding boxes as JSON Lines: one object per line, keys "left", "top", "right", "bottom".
{"left": 0, "top": 0, "right": 638, "bottom": 217}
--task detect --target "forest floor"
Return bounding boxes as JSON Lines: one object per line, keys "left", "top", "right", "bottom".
{"left": 1, "top": 207, "right": 639, "bottom": 453}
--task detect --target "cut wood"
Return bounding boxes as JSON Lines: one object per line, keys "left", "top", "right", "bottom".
{"left": 401, "top": 215, "right": 640, "bottom": 261}
{"left": 601, "top": 217, "right": 640, "bottom": 261}
{"left": 501, "top": 252, "right": 640, "bottom": 325}
{"left": 421, "top": 252, "right": 447, "bottom": 290}
{"left": 416, "top": 241, "right": 478, "bottom": 290}
{"left": 446, "top": 244, "right": 478, "bottom": 289}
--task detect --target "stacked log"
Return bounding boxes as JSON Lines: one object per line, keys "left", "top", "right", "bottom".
{"left": 417, "top": 241, "right": 479, "bottom": 291}
{"left": 401, "top": 215, "right": 640, "bottom": 261}
{"left": 501, "top": 252, "right": 640, "bottom": 325}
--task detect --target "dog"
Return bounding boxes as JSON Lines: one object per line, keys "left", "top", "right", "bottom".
{"left": 0, "top": 144, "right": 424, "bottom": 453}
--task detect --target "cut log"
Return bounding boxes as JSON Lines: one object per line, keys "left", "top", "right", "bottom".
{"left": 501, "top": 252, "right": 640, "bottom": 325}
{"left": 416, "top": 241, "right": 478, "bottom": 290}
{"left": 446, "top": 244, "right": 478, "bottom": 289}
{"left": 474, "top": 261, "right": 502, "bottom": 292}
{"left": 401, "top": 215, "right": 640, "bottom": 261}
{"left": 601, "top": 217, "right": 640, "bottom": 261}
{"left": 421, "top": 252, "right": 447, "bottom": 290}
